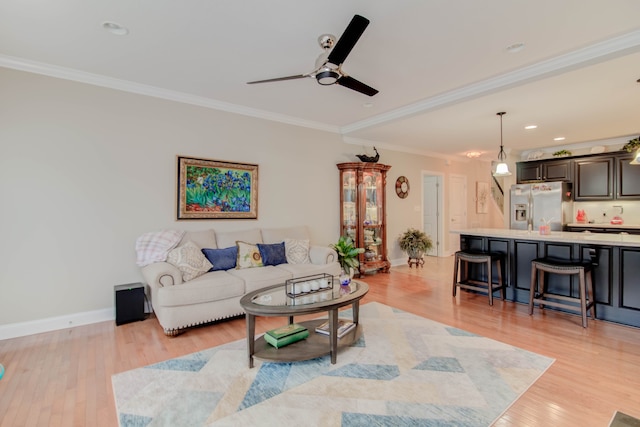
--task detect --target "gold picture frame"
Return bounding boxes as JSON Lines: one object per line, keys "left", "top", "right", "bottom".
{"left": 177, "top": 156, "right": 258, "bottom": 220}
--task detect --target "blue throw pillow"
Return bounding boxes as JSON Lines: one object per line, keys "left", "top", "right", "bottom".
{"left": 257, "top": 242, "right": 287, "bottom": 266}
{"left": 201, "top": 246, "right": 238, "bottom": 271}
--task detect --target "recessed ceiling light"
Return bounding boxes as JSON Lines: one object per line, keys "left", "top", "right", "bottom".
{"left": 506, "top": 42, "right": 525, "bottom": 53}
{"left": 554, "top": 137, "right": 566, "bottom": 141}
{"left": 102, "top": 21, "right": 129, "bottom": 36}
{"left": 524, "top": 125, "right": 537, "bottom": 130}
{"left": 363, "top": 102, "right": 374, "bottom": 108}
{"left": 466, "top": 151, "right": 482, "bottom": 158}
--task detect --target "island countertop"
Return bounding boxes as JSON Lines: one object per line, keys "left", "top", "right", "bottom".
{"left": 451, "top": 228, "right": 640, "bottom": 247}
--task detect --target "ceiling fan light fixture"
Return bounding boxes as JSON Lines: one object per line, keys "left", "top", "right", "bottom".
{"left": 316, "top": 70, "right": 339, "bottom": 85}
{"left": 493, "top": 112, "right": 512, "bottom": 177}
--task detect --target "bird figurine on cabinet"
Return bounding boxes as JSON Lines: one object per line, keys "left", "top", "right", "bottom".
{"left": 356, "top": 147, "right": 379, "bottom": 163}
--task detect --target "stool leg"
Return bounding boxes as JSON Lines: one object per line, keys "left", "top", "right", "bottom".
{"left": 452, "top": 255, "right": 459, "bottom": 297}
{"left": 529, "top": 264, "right": 537, "bottom": 315}
{"left": 579, "top": 269, "right": 588, "bottom": 328}
{"left": 587, "top": 271, "right": 596, "bottom": 320}
{"left": 539, "top": 270, "right": 546, "bottom": 309}
{"left": 496, "top": 259, "right": 505, "bottom": 300}
{"left": 487, "top": 257, "right": 493, "bottom": 305}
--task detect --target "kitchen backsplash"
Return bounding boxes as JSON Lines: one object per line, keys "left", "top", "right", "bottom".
{"left": 573, "top": 201, "right": 640, "bottom": 225}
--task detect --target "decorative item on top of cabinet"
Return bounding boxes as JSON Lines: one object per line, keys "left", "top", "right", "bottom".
{"left": 355, "top": 147, "right": 380, "bottom": 163}
{"left": 338, "top": 162, "right": 391, "bottom": 275}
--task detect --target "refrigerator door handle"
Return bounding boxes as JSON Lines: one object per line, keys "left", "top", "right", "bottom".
{"left": 528, "top": 193, "right": 533, "bottom": 229}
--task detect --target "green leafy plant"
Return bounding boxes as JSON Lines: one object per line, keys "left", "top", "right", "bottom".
{"left": 622, "top": 136, "right": 640, "bottom": 153}
{"left": 553, "top": 149, "right": 572, "bottom": 157}
{"left": 330, "top": 235, "right": 364, "bottom": 275}
{"left": 398, "top": 228, "right": 433, "bottom": 257}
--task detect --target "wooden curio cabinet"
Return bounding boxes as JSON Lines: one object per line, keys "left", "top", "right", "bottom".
{"left": 337, "top": 162, "right": 391, "bottom": 275}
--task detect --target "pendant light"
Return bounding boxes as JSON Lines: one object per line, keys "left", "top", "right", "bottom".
{"left": 493, "top": 111, "right": 512, "bottom": 177}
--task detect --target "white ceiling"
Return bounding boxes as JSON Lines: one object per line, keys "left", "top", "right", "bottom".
{"left": 2, "top": 0, "right": 640, "bottom": 160}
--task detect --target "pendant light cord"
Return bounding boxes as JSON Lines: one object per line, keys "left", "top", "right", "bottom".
{"left": 497, "top": 112, "right": 506, "bottom": 161}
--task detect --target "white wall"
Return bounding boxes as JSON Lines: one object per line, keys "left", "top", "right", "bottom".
{"left": 0, "top": 68, "right": 498, "bottom": 334}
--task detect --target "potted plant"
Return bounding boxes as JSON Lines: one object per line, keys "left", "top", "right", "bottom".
{"left": 553, "top": 149, "right": 572, "bottom": 157}
{"left": 622, "top": 136, "right": 640, "bottom": 153}
{"left": 398, "top": 228, "right": 433, "bottom": 259}
{"left": 330, "top": 235, "right": 364, "bottom": 277}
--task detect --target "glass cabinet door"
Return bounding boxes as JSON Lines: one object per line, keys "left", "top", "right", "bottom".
{"left": 363, "top": 170, "right": 383, "bottom": 261}
{"left": 341, "top": 171, "right": 357, "bottom": 241}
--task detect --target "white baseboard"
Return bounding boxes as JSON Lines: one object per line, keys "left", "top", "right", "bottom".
{"left": 0, "top": 308, "right": 115, "bottom": 340}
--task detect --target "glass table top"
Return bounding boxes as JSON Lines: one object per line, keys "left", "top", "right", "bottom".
{"left": 250, "top": 279, "right": 364, "bottom": 308}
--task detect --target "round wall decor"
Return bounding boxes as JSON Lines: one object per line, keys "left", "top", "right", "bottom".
{"left": 395, "top": 176, "right": 410, "bottom": 198}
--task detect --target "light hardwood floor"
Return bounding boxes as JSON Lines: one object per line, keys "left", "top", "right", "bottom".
{"left": 1, "top": 255, "right": 640, "bottom": 426}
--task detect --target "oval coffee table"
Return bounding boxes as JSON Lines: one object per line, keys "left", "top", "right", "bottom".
{"left": 240, "top": 279, "right": 369, "bottom": 368}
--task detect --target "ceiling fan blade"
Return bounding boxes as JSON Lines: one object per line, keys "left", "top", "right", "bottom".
{"left": 337, "top": 76, "right": 378, "bottom": 96}
{"left": 326, "top": 14, "right": 370, "bottom": 66}
{"left": 247, "top": 74, "right": 308, "bottom": 84}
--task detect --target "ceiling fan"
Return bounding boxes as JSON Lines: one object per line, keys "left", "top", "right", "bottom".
{"left": 247, "top": 14, "right": 378, "bottom": 96}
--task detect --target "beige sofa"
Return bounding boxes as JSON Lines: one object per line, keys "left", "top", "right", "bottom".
{"left": 140, "top": 226, "right": 340, "bottom": 335}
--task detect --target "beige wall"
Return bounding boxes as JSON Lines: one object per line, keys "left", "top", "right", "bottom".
{"left": 0, "top": 68, "right": 501, "bottom": 329}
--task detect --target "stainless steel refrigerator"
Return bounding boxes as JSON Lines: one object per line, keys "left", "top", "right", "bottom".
{"left": 510, "top": 182, "right": 573, "bottom": 231}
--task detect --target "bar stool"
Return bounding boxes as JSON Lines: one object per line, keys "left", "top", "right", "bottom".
{"left": 529, "top": 258, "right": 595, "bottom": 328}
{"left": 452, "top": 251, "right": 505, "bottom": 306}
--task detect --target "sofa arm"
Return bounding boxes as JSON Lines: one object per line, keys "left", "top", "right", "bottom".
{"left": 309, "top": 246, "right": 338, "bottom": 265}
{"left": 141, "top": 262, "right": 182, "bottom": 288}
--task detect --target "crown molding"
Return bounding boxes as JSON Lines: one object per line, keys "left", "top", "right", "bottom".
{"left": 2, "top": 28, "right": 640, "bottom": 139}
{"left": 340, "top": 29, "right": 640, "bottom": 134}
{"left": 342, "top": 136, "right": 465, "bottom": 163}
{"left": 0, "top": 54, "right": 340, "bottom": 134}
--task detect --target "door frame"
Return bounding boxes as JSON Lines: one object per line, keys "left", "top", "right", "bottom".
{"left": 421, "top": 170, "right": 445, "bottom": 257}
{"left": 448, "top": 173, "right": 468, "bottom": 256}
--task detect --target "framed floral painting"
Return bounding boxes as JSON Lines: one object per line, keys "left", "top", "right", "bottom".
{"left": 476, "top": 181, "right": 489, "bottom": 214}
{"left": 177, "top": 156, "right": 258, "bottom": 219}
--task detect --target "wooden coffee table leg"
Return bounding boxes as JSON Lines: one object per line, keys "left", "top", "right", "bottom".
{"left": 352, "top": 301, "right": 360, "bottom": 324}
{"left": 329, "top": 308, "right": 338, "bottom": 364}
{"left": 246, "top": 313, "right": 256, "bottom": 368}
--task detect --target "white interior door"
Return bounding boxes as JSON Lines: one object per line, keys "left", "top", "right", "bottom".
{"left": 422, "top": 174, "right": 441, "bottom": 256}
{"left": 449, "top": 174, "right": 467, "bottom": 253}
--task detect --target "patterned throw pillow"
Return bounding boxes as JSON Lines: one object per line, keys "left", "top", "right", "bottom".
{"left": 257, "top": 242, "right": 287, "bottom": 266}
{"left": 284, "top": 238, "right": 311, "bottom": 264}
{"left": 201, "top": 246, "right": 238, "bottom": 271}
{"left": 236, "top": 241, "right": 264, "bottom": 269}
{"left": 166, "top": 241, "right": 213, "bottom": 282}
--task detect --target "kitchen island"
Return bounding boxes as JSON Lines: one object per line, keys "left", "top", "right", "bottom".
{"left": 451, "top": 228, "right": 640, "bottom": 328}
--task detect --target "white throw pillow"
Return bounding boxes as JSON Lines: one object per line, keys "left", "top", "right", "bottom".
{"left": 166, "top": 241, "right": 212, "bottom": 282}
{"left": 284, "top": 238, "right": 311, "bottom": 264}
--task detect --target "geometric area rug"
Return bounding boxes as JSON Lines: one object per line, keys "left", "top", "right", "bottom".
{"left": 112, "top": 302, "right": 554, "bottom": 426}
